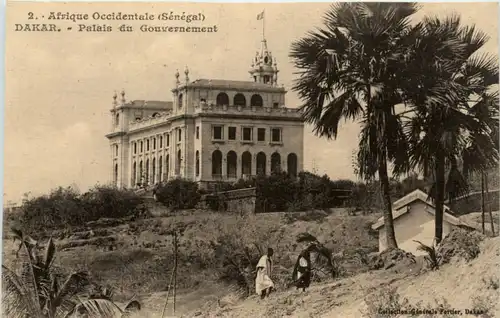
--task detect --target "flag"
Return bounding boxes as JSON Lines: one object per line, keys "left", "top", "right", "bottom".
{"left": 257, "top": 11, "right": 264, "bottom": 20}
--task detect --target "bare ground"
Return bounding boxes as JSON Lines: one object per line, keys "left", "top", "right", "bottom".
{"left": 4, "top": 211, "right": 499, "bottom": 318}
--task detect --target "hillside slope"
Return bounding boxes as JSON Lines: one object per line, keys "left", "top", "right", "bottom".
{"left": 179, "top": 236, "right": 500, "bottom": 318}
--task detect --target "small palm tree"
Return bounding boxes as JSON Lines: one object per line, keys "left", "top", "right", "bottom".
{"left": 414, "top": 240, "right": 441, "bottom": 270}
{"left": 2, "top": 228, "right": 126, "bottom": 318}
{"left": 296, "top": 233, "right": 337, "bottom": 279}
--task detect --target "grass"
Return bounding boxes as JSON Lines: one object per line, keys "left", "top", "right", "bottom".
{"left": 3, "top": 209, "right": 379, "bottom": 307}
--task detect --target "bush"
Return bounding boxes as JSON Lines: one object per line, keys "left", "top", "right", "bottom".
{"left": 20, "top": 185, "right": 144, "bottom": 232}
{"left": 155, "top": 178, "right": 201, "bottom": 210}
{"left": 437, "top": 228, "right": 485, "bottom": 264}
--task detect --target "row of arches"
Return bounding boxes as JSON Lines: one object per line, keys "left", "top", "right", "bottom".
{"left": 215, "top": 93, "right": 263, "bottom": 107}
{"left": 131, "top": 150, "right": 183, "bottom": 186}
{"left": 210, "top": 150, "right": 298, "bottom": 178}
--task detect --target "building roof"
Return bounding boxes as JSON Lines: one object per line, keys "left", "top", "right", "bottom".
{"left": 371, "top": 189, "right": 464, "bottom": 230}
{"left": 174, "top": 78, "right": 286, "bottom": 92}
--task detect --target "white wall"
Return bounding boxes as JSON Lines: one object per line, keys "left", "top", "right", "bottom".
{"left": 378, "top": 201, "right": 455, "bottom": 256}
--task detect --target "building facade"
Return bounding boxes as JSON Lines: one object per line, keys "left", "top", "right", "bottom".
{"left": 105, "top": 38, "right": 304, "bottom": 189}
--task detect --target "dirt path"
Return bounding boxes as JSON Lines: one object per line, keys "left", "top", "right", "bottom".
{"left": 171, "top": 238, "right": 500, "bottom": 318}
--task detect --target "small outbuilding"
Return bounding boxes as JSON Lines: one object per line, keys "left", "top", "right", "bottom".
{"left": 372, "top": 189, "right": 468, "bottom": 256}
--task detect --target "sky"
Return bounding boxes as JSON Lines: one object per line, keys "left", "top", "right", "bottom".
{"left": 4, "top": 2, "right": 499, "bottom": 204}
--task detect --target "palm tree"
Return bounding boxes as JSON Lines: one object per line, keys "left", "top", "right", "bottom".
{"left": 2, "top": 228, "right": 127, "bottom": 318}
{"left": 290, "top": 3, "right": 421, "bottom": 249}
{"left": 403, "top": 16, "right": 499, "bottom": 244}
{"left": 295, "top": 233, "right": 337, "bottom": 279}
{"left": 463, "top": 93, "right": 499, "bottom": 235}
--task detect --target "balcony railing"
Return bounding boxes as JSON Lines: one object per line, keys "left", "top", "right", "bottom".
{"left": 193, "top": 102, "right": 303, "bottom": 118}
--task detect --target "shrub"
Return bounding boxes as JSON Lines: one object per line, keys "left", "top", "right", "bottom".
{"left": 414, "top": 240, "right": 441, "bottom": 270}
{"left": 20, "top": 185, "right": 144, "bottom": 232}
{"left": 437, "top": 228, "right": 485, "bottom": 264}
{"left": 2, "top": 229, "right": 129, "bottom": 318}
{"left": 81, "top": 185, "right": 145, "bottom": 220}
{"left": 155, "top": 178, "right": 201, "bottom": 210}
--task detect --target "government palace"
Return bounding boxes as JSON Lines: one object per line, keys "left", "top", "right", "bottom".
{"left": 105, "top": 36, "right": 305, "bottom": 189}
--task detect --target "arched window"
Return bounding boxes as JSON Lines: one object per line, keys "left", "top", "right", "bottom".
{"left": 233, "top": 93, "right": 246, "bottom": 107}
{"left": 133, "top": 142, "right": 137, "bottom": 155}
{"left": 256, "top": 152, "right": 267, "bottom": 175}
{"left": 196, "top": 151, "right": 200, "bottom": 177}
{"left": 145, "top": 159, "right": 150, "bottom": 185}
{"left": 114, "top": 163, "right": 118, "bottom": 186}
{"left": 166, "top": 155, "right": 170, "bottom": 180}
{"left": 212, "top": 150, "right": 223, "bottom": 178}
{"left": 115, "top": 113, "right": 119, "bottom": 126}
{"left": 159, "top": 136, "right": 163, "bottom": 148}
{"left": 159, "top": 156, "right": 163, "bottom": 182}
{"left": 250, "top": 94, "right": 263, "bottom": 107}
{"left": 242, "top": 151, "right": 252, "bottom": 176}
{"left": 287, "top": 153, "right": 298, "bottom": 177}
{"left": 271, "top": 152, "right": 281, "bottom": 174}
{"left": 146, "top": 139, "right": 150, "bottom": 151}
{"left": 227, "top": 151, "right": 237, "bottom": 178}
{"left": 152, "top": 158, "right": 156, "bottom": 184}
{"left": 216, "top": 92, "right": 229, "bottom": 106}
{"left": 132, "top": 161, "right": 136, "bottom": 185}
{"left": 140, "top": 141, "right": 143, "bottom": 153}
{"left": 115, "top": 144, "right": 119, "bottom": 157}
{"left": 139, "top": 161, "right": 143, "bottom": 184}
{"left": 153, "top": 138, "right": 156, "bottom": 150}
{"left": 176, "top": 150, "right": 182, "bottom": 175}
{"left": 178, "top": 93, "right": 183, "bottom": 109}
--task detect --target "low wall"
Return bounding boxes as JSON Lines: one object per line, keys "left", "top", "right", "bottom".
{"left": 449, "top": 190, "right": 499, "bottom": 216}
{"left": 199, "top": 187, "right": 257, "bottom": 214}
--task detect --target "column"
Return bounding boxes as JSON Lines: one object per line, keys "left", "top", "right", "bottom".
{"left": 236, "top": 155, "right": 242, "bottom": 178}
{"left": 222, "top": 156, "right": 227, "bottom": 179}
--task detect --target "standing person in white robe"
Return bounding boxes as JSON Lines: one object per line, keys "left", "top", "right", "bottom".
{"left": 255, "top": 247, "right": 274, "bottom": 299}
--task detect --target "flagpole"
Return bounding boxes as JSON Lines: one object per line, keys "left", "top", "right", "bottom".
{"left": 262, "top": 10, "right": 265, "bottom": 40}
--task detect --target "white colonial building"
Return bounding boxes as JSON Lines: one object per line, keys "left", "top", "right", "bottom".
{"left": 105, "top": 37, "right": 304, "bottom": 189}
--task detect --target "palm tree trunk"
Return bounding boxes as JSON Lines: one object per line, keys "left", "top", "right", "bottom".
{"left": 481, "top": 173, "right": 486, "bottom": 234}
{"left": 379, "top": 153, "right": 398, "bottom": 249}
{"left": 485, "top": 172, "right": 495, "bottom": 236}
{"left": 434, "top": 153, "right": 446, "bottom": 245}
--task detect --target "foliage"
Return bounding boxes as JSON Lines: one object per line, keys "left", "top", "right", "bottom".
{"left": 401, "top": 14, "right": 499, "bottom": 243}
{"left": 295, "top": 233, "right": 338, "bottom": 279}
{"left": 155, "top": 178, "right": 201, "bottom": 210}
{"left": 203, "top": 214, "right": 285, "bottom": 296}
{"left": 436, "top": 228, "right": 484, "bottom": 264}
{"left": 414, "top": 240, "right": 441, "bottom": 270}
{"left": 2, "top": 228, "right": 123, "bottom": 318}
{"left": 20, "top": 185, "right": 145, "bottom": 233}
{"left": 289, "top": 2, "right": 427, "bottom": 249}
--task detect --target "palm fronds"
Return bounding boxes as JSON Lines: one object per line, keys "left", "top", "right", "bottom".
{"left": 414, "top": 240, "right": 441, "bottom": 270}
{"left": 2, "top": 228, "right": 130, "bottom": 318}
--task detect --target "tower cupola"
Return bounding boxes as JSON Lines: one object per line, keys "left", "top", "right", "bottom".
{"left": 249, "top": 11, "right": 279, "bottom": 86}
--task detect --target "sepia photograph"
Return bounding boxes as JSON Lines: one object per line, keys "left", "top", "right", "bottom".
{"left": 2, "top": 1, "right": 499, "bottom": 317}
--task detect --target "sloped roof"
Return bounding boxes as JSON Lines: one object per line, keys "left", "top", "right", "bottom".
{"left": 175, "top": 79, "right": 286, "bottom": 91}
{"left": 371, "top": 189, "right": 463, "bottom": 230}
